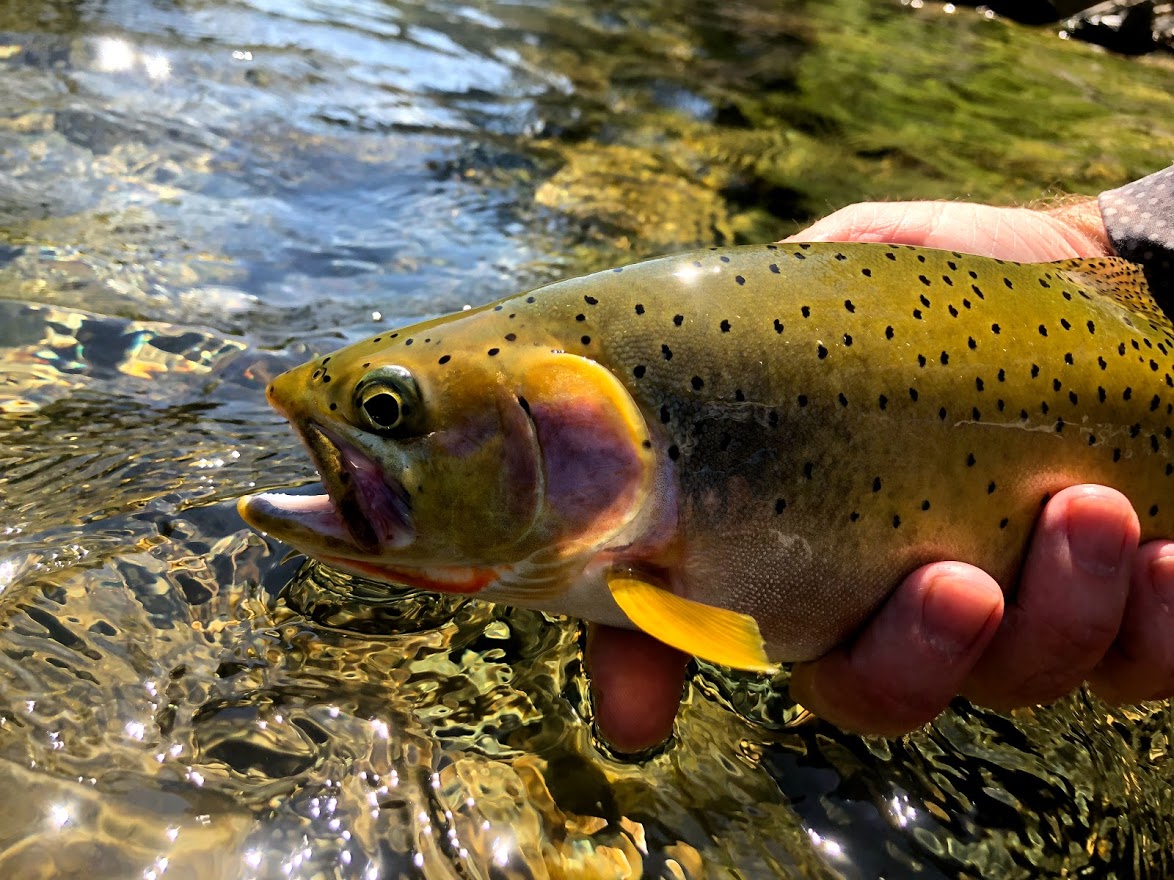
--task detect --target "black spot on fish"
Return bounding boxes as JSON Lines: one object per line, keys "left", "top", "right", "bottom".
{"left": 1000, "top": 517, "right": 1009, "bottom": 529}
{"left": 584, "top": 295, "right": 599, "bottom": 305}
{"left": 1152, "top": 394, "right": 1162, "bottom": 411}
{"left": 735, "top": 389, "right": 746, "bottom": 402}
{"left": 972, "top": 284, "right": 984, "bottom": 298}
{"left": 505, "top": 333, "right": 517, "bottom": 342}
{"left": 1056, "top": 418, "right": 1065, "bottom": 433}
{"left": 862, "top": 268, "right": 872, "bottom": 277}
{"left": 966, "top": 452, "right": 976, "bottom": 467}
{"left": 997, "top": 368, "right": 1006, "bottom": 382}
{"left": 642, "top": 440, "right": 652, "bottom": 449}
{"left": 1113, "top": 448, "right": 1122, "bottom": 462}
{"left": 720, "top": 256, "right": 730, "bottom": 263}
{"left": 1087, "top": 320, "right": 1096, "bottom": 334}
{"left": 775, "top": 499, "right": 786, "bottom": 514}
{"left": 323, "top": 376, "right": 332, "bottom": 383}
{"left": 803, "top": 462, "right": 815, "bottom": 479}
{"left": 797, "top": 394, "right": 808, "bottom": 407}
{"left": 872, "top": 476, "right": 882, "bottom": 492}
{"left": 674, "top": 314, "right": 684, "bottom": 326}
{"left": 1053, "top": 378, "right": 1062, "bottom": 392}
{"left": 940, "top": 351, "right": 949, "bottom": 365}
{"left": 691, "top": 376, "right": 704, "bottom": 390}
{"left": 1130, "top": 423, "right": 1142, "bottom": 438}
{"left": 438, "top": 355, "right": 451, "bottom": 365}
{"left": 405, "top": 338, "right": 414, "bottom": 346}
{"left": 949, "top": 304, "right": 959, "bottom": 317}
{"left": 1124, "top": 387, "right": 1133, "bottom": 400}
{"left": 735, "top": 276, "right": 745, "bottom": 286}
{"left": 769, "top": 264, "right": 780, "bottom": 274}
{"left": 835, "top": 253, "right": 847, "bottom": 261}
{"left": 1089, "top": 434, "right": 1097, "bottom": 446}
{"left": 997, "top": 399, "right": 1005, "bottom": 411}
{"left": 893, "top": 515, "right": 901, "bottom": 528}
{"left": 1004, "top": 278, "right": 1014, "bottom": 289}
{"left": 838, "top": 393, "right": 848, "bottom": 407}
{"left": 817, "top": 344, "right": 829, "bottom": 359}
{"left": 634, "top": 365, "right": 646, "bottom": 379}
{"left": 661, "top": 344, "right": 673, "bottom": 360}
{"left": 612, "top": 267, "right": 623, "bottom": 274}
{"left": 913, "top": 309, "right": 923, "bottom": 320}
{"left": 580, "top": 336, "right": 591, "bottom": 345}
{"left": 1064, "top": 353, "right": 1074, "bottom": 365}
{"left": 844, "top": 334, "right": 853, "bottom": 346}
{"left": 885, "top": 326, "right": 894, "bottom": 340}
{"left": 526, "top": 296, "right": 535, "bottom": 304}
{"left": 973, "top": 406, "right": 982, "bottom": 420}
{"left": 921, "top": 499, "right": 931, "bottom": 511}
{"left": 660, "top": 405, "right": 670, "bottom": 423}
{"left": 845, "top": 299, "right": 856, "bottom": 313}
{"left": 1119, "top": 342, "right": 1127, "bottom": 356}
{"left": 1098, "top": 386, "right": 1107, "bottom": 403}
{"left": 488, "top": 347, "right": 500, "bottom": 357}
{"left": 1038, "top": 324, "right": 1048, "bottom": 337}
{"left": 1031, "top": 364, "right": 1040, "bottom": 379}
{"left": 878, "top": 394, "right": 888, "bottom": 410}
{"left": 1069, "top": 391, "right": 1078, "bottom": 405}
{"left": 976, "top": 378, "right": 984, "bottom": 392}
{"left": 850, "top": 511, "right": 861, "bottom": 522}
{"left": 910, "top": 387, "right": 919, "bottom": 401}
{"left": 968, "top": 337, "right": 977, "bottom": 350}
{"left": 918, "top": 354, "right": 927, "bottom": 368}
{"left": 720, "top": 319, "right": 732, "bottom": 332}
{"left": 576, "top": 313, "right": 586, "bottom": 322}
{"left": 668, "top": 444, "right": 680, "bottom": 460}
{"left": 312, "top": 370, "right": 322, "bottom": 380}
{"left": 939, "top": 407, "right": 947, "bottom": 420}
{"left": 886, "top": 253, "right": 897, "bottom": 261}
{"left": 1151, "top": 504, "right": 1160, "bottom": 517}
{"left": 635, "top": 304, "right": 645, "bottom": 315}
{"left": 1061, "top": 318, "right": 1072, "bottom": 331}
{"left": 329, "top": 402, "right": 337, "bottom": 411}
{"left": 920, "top": 294, "right": 931, "bottom": 307}
{"left": 774, "top": 319, "right": 785, "bottom": 334}
{"left": 802, "top": 306, "right": 811, "bottom": 318}
{"left": 944, "top": 276, "right": 955, "bottom": 287}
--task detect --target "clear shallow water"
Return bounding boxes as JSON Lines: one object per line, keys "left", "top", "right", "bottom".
{"left": 0, "top": 1, "right": 1173, "bottom": 877}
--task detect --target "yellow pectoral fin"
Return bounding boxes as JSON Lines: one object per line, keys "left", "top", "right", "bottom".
{"left": 607, "top": 576, "right": 779, "bottom": 673}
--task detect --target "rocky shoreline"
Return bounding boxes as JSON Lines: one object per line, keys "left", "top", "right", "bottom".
{"left": 957, "top": 1, "right": 1173, "bottom": 53}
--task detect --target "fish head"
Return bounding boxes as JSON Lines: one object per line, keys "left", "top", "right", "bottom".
{"left": 238, "top": 311, "right": 658, "bottom": 595}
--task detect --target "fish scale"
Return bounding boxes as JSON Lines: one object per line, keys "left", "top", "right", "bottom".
{"left": 239, "top": 242, "right": 1174, "bottom": 666}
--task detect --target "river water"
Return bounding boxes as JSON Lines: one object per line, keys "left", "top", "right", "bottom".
{"left": 1, "top": 1, "right": 1173, "bottom": 877}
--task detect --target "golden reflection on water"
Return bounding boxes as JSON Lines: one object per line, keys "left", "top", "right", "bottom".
{"left": 1, "top": 0, "right": 1173, "bottom": 877}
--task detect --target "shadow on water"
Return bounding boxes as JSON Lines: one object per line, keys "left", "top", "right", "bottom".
{"left": 0, "top": 0, "right": 1173, "bottom": 877}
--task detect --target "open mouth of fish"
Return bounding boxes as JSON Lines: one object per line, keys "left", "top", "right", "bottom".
{"left": 244, "top": 422, "right": 414, "bottom": 554}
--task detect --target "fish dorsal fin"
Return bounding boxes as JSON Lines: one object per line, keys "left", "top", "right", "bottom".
{"left": 1050, "top": 256, "right": 1172, "bottom": 333}
{"left": 607, "top": 575, "right": 779, "bottom": 673}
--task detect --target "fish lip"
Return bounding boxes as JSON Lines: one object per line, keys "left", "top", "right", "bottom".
{"left": 297, "top": 421, "right": 412, "bottom": 554}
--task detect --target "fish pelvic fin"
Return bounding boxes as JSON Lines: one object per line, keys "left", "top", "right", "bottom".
{"left": 607, "top": 575, "right": 779, "bottom": 673}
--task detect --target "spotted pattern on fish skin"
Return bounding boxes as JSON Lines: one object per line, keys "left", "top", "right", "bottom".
{"left": 286, "top": 242, "right": 1174, "bottom": 662}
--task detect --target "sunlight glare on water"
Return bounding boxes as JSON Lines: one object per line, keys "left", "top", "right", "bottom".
{"left": 0, "top": 0, "right": 1172, "bottom": 877}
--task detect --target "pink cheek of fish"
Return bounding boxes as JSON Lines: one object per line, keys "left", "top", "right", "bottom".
{"left": 528, "top": 396, "right": 645, "bottom": 537}
{"left": 340, "top": 444, "right": 412, "bottom": 546}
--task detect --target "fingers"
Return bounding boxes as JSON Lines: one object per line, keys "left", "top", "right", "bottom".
{"left": 789, "top": 563, "right": 1003, "bottom": 737}
{"left": 962, "top": 486, "right": 1139, "bottom": 711}
{"left": 586, "top": 623, "right": 688, "bottom": 753}
{"left": 1089, "top": 540, "right": 1174, "bottom": 705}
{"left": 785, "top": 200, "right": 1110, "bottom": 261}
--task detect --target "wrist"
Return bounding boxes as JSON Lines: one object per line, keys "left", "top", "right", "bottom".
{"left": 1040, "top": 197, "right": 1114, "bottom": 257}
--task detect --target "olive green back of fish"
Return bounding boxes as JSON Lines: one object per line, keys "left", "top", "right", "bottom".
{"left": 499, "top": 243, "right": 1174, "bottom": 658}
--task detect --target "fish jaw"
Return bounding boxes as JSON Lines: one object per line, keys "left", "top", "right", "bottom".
{"left": 237, "top": 421, "right": 414, "bottom": 557}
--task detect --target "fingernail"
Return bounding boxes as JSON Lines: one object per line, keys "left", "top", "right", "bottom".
{"left": 1067, "top": 494, "right": 1131, "bottom": 577}
{"left": 1148, "top": 554, "right": 1174, "bottom": 611}
{"left": 921, "top": 573, "right": 999, "bottom": 659}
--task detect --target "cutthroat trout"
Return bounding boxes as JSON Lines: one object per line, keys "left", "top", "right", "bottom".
{"left": 238, "top": 243, "right": 1174, "bottom": 670}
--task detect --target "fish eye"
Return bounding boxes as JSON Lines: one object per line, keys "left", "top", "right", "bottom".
{"left": 360, "top": 388, "right": 402, "bottom": 430}
{"left": 353, "top": 365, "right": 419, "bottom": 435}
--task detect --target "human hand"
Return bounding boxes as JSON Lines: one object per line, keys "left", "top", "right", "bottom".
{"left": 587, "top": 198, "right": 1174, "bottom": 752}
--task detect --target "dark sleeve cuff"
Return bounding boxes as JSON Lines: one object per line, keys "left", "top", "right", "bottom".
{"left": 1098, "top": 164, "right": 1174, "bottom": 308}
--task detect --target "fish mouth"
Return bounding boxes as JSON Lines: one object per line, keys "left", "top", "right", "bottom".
{"left": 238, "top": 422, "right": 413, "bottom": 555}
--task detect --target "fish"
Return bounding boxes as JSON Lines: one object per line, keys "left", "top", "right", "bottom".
{"left": 237, "top": 242, "right": 1174, "bottom": 672}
